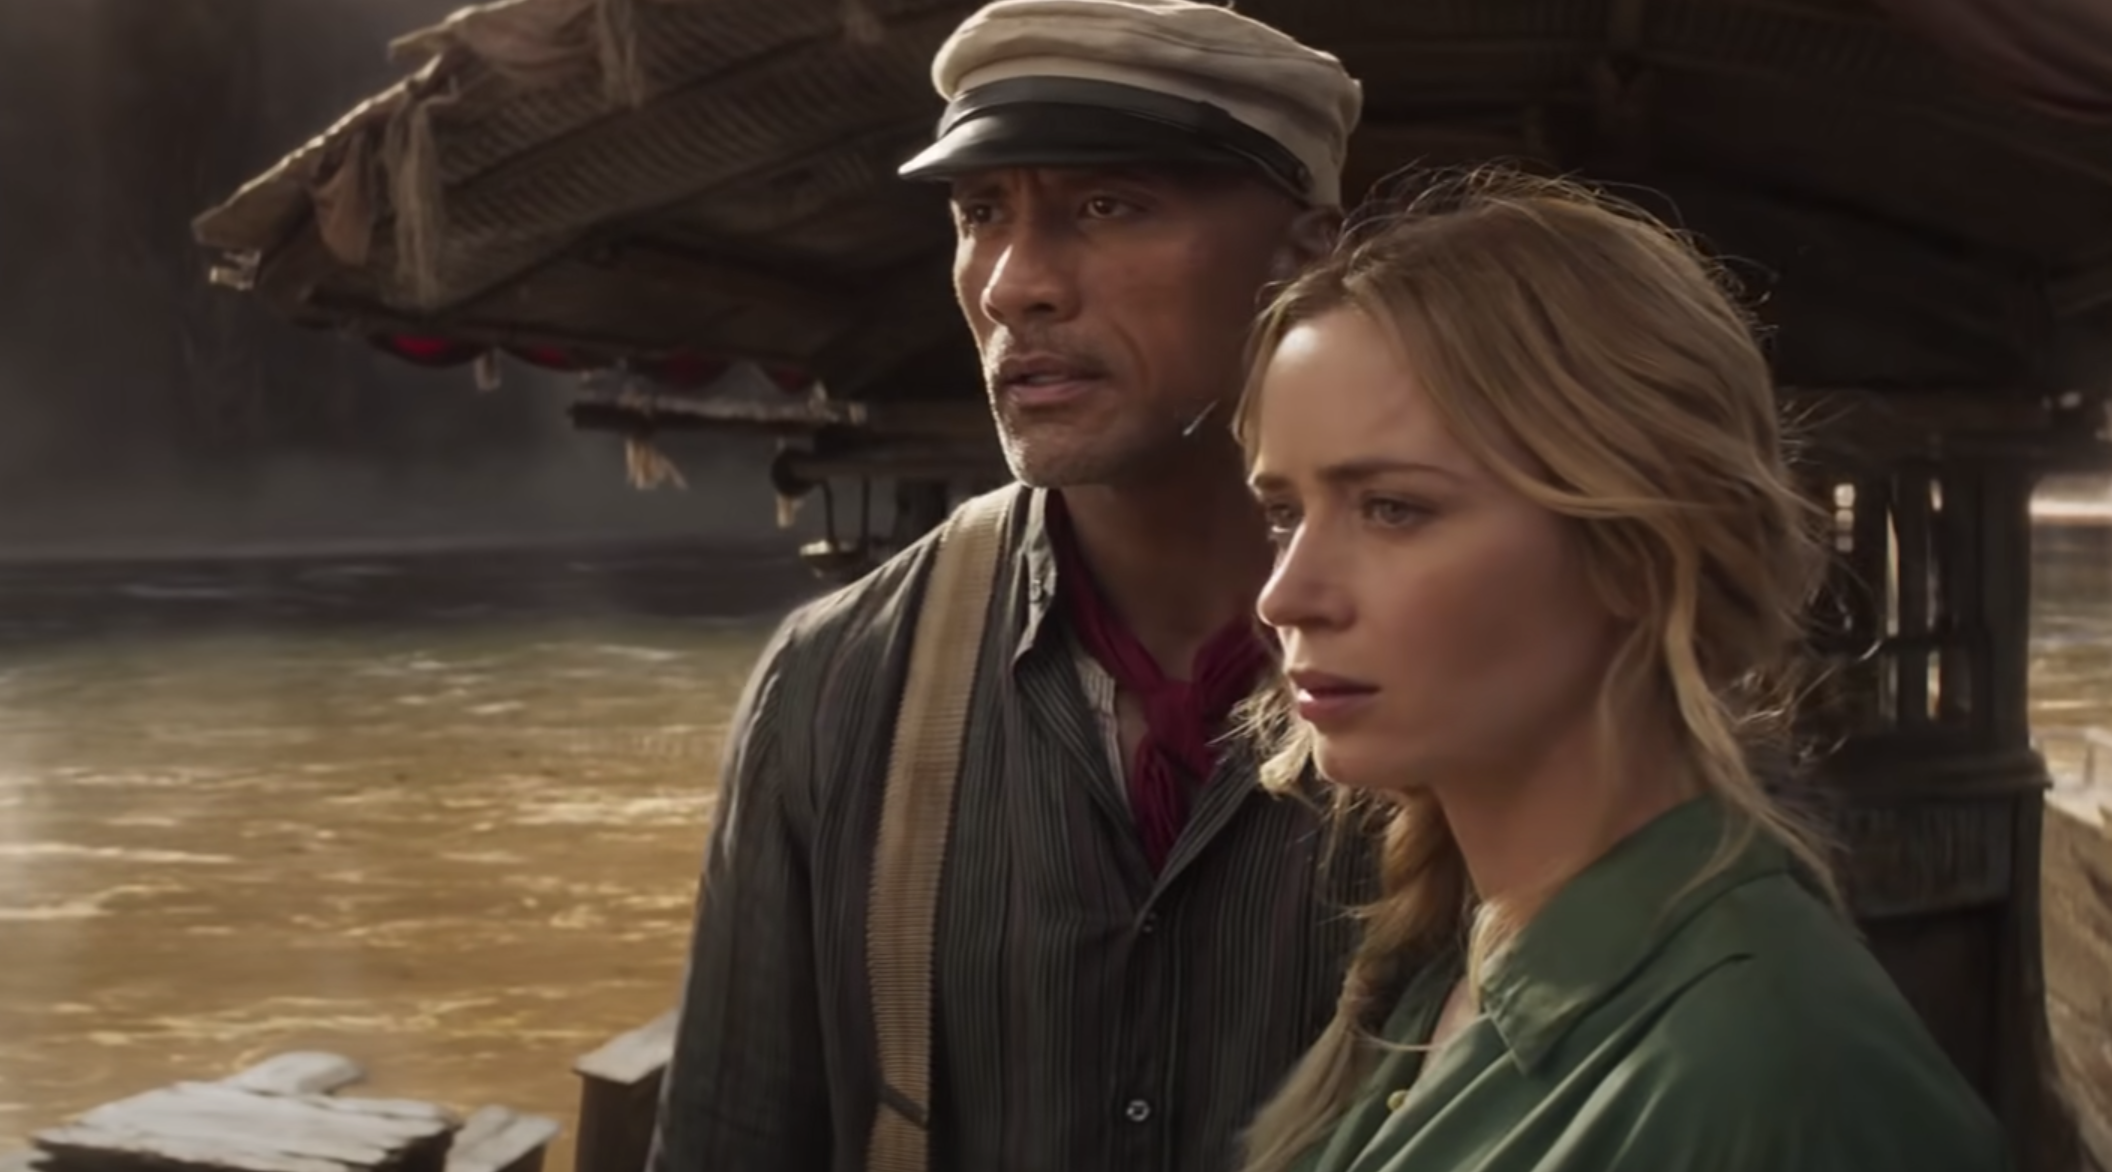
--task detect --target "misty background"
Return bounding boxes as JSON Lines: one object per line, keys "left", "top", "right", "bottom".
{"left": 0, "top": 0, "right": 827, "bottom": 559}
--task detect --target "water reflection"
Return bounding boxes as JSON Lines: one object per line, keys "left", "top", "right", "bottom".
{"left": 0, "top": 544, "right": 815, "bottom": 1168}
{"left": 0, "top": 529, "right": 2104, "bottom": 1171}
{"left": 2033, "top": 526, "right": 2112, "bottom": 791}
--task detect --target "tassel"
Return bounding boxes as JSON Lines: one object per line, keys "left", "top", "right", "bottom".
{"left": 624, "top": 435, "right": 688, "bottom": 491}
{"left": 594, "top": 0, "right": 648, "bottom": 107}
{"left": 384, "top": 94, "right": 450, "bottom": 308}
{"left": 473, "top": 350, "right": 501, "bottom": 392}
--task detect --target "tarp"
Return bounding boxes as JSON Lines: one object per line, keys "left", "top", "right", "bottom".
{"left": 193, "top": 0, "right": 903, "bottom": 309}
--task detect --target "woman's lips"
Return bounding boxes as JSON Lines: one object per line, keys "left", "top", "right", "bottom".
{"left": 1287, "top": 670, "right": 1379, "bottom": 727}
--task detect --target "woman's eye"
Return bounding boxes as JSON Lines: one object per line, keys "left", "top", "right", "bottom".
{"left": 1362, "top": 497, "right": 1428, "bottom": 529}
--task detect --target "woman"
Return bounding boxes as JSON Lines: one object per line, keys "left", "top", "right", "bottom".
{"left": 1233, "top": 168, "right": 2009, "bottom": 1172}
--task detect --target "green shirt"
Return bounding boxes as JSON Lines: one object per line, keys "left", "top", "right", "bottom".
{"left": 1296, "top": 797, "right": 2010, "bottom": 1172}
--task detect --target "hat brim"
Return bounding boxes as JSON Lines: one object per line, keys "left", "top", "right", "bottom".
{"left": 898, "top": 103, "right": 1270, "bottom": 186}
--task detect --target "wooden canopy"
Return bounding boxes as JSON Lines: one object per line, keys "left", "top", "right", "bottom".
{"left": 194, "top": 0, "right": 2112, "bottom": 415}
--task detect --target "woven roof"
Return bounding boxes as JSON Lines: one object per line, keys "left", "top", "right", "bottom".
{"left": 195, "top": 0, "right": 2112, "bottom": 403}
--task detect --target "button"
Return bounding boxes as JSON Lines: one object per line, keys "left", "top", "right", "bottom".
{"left": 1139, "top": 912, "right": 1159, "bottom": 935}
{"left": 1124, "top": 1099, "right": 1152, "bottom": 1123}
{"left": 1386, "top": 1089, "right": 1410, "bottom": 1112}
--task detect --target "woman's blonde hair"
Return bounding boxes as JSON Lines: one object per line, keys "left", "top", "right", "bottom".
{"left": 1233, "top": 165, "right": 1844, "bottom": 1172}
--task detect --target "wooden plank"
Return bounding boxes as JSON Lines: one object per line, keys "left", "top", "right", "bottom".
{"left": 573, "top": 1012, "right": 677, "bottom": 1091}
{"left": 33, "top": 1082, "right": 456, "bottom": 1172}
{"left": 1834, "top": 789, "right": 2017, "bottom": 919}
{"left": 221, "top": 1054, "right": 366, "bottom": 1098}
{"left": 444, "top": 1108, "right": 559, "bottom": 1172}
{"left": 1891, "top": 467, "right": 1934, "bottom": 726}
{"left": 1934, "top": 469, "right": 1982, "bottom": 727}
{"left": 572, "top": 1013, "right": 677, "bottom": 1172}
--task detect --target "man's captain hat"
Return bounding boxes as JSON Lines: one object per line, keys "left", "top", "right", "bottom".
{"left": 897, "top": 0, "right": 1363, "bottom": 208}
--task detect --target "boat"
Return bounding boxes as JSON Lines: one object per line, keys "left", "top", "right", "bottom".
{"left": 189, "top": 1, "right": 2112, "bottom": 1170}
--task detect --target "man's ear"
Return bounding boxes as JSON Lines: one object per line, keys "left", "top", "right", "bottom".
{"left": 1267, "top": 206, "right": 1342, "bottom": 282}
{"left": 1287, "top": 206, "right": 1342, "bottom": 264}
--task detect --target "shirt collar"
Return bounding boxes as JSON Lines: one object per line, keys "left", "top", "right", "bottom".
{"left": 1012, "top": 486, "right": 1063, "bottom": 669}
{"left": 1475, "top": 796, "right": 1794, "bottom": 1072}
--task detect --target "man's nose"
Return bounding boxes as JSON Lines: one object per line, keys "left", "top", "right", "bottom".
{"left": 979, "top": 224, "right": 1080, "bottom": 326}
{"left": 1256, "top": 523, "right": 1351, "bottom": 634}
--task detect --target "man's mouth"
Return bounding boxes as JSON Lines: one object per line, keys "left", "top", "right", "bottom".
{"left": 995, "top": 353, "right": 1107, "bottom": 407}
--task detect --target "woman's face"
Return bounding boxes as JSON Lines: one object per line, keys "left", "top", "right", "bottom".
{"left": 1247, "top": 306, "right": 1624, "bottom": 794}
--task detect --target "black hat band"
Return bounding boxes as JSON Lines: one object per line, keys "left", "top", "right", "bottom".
{"left": 936, "top": 75, "right": 1314, "bottom": 197}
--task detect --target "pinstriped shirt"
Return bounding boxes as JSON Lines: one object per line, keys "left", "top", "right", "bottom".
{"left": 649, "top": 485, "right": 1374, "bottom": 1172}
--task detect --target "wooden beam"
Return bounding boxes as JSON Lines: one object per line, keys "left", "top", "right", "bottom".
{"left": 1781, "top": 388, "right": 2054, "bottom": 433}
{"left": 2051, "top": 261, "right": 2112, "bottom": 318}
{"left": 219, "top": 1054, "right": 365, "bottom": 1097}
{"left": 567, "top": 392, "right": 987, "bottom": 441}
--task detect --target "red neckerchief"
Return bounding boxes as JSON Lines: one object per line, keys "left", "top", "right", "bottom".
{"left": 1044, "top": 492, "right": 1273, "bottom": 872}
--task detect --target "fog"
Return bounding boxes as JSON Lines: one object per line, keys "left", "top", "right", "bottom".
{"left": 0, "top": 0, "right": 814, "bottom": 559}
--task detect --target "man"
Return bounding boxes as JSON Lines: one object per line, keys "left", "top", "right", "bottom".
{"left": 647, "top": 3, "right": 1367, "bottom": 1170}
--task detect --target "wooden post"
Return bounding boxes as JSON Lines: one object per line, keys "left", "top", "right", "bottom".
{"left": 1981, "top": 465, "right": 2075, "bottom": 1172}
{"left": 572, "top": 1013, "right": 678, "bottom": 1172}
{"left": 1801, "top": 439, "right": 2075, "bottom": 1172}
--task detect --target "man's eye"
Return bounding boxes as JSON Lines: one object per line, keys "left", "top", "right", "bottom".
{"left": 1083, "top": 195, "right": 1137, "bottom": 218}
{"left": 1258, "top": 502, "right": 1301, "bottom": 542}
{"left": 955, "top": 202, "right": 998, "bottom": 228}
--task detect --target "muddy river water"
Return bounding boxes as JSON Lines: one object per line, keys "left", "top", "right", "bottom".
{"left": 0, "top": 525, "right": 2106, "bottom": 1170}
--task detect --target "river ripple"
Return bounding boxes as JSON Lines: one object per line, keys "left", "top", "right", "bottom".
{"left": 0, "top": 531, "right": 2103, "bottom": 1170}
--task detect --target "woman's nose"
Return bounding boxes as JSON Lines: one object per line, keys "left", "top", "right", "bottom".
{"left": 1256, "top": 524, "right": 1350, "bottom": 634}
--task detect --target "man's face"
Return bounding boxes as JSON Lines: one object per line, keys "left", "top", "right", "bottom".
{"left": 949, "top": 165, "right": 1297, "bottom": 488}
